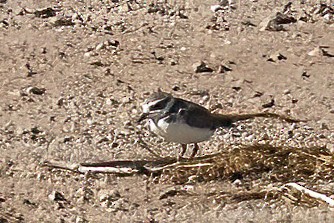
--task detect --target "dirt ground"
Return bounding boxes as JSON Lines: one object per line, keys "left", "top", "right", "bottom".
{"left": 1, "top": 0, "right": 334, "bottom": 222}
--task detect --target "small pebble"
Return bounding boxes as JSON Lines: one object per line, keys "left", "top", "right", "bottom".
{"left": 96, "top": 42, "right": 105, "bottom": 51}
{"left": 48, "top": 191, "right": 66, "bottom": 202}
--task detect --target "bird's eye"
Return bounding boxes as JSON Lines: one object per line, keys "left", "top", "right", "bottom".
{"left": 151, "top": 101, "right": 165, "bottom": 110}
{"left": 150, "top": 98, "right": 169, "bottom": 110}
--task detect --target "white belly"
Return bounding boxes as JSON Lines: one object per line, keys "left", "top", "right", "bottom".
{"left": 148, "top": 119, "right": 214, "bottom": 144}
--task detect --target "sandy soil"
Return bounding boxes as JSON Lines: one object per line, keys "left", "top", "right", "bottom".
{"left": 1, "top": 0, "right": 334, "bottom": 222}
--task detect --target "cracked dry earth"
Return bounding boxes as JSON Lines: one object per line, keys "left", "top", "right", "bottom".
{"left": 1, "top": 0, "right": 334, "bottom": 222}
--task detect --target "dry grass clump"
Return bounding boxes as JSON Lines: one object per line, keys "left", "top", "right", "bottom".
{"left": 162, "top": 144, "right": 333, "bottom": 184}
{"left": 160, "top": 144, "right": 334, "bottom": 207}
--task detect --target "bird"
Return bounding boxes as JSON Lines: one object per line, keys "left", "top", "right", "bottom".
{"left": 138, "top": 89, "right": 302, "bottom": 159}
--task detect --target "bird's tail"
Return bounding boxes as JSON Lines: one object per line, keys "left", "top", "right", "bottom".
{"left": 212, "top": 112, "right": 306, "bottom": 128}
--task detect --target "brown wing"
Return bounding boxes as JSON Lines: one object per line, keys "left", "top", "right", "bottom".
{"left": 171, "top": 98, "right": 217, "bottom": 129}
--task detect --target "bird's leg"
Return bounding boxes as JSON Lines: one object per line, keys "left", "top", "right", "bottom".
{"left": 190, "top": 143, "right": 199, "bottom": 158}
{"left": 180, "top": 144, "right": 187, "bottom": 157}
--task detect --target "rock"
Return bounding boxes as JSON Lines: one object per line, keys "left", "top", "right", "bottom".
{"left": 211, "top": 0, "right": 236, "bottom": 11}
{"left": 57, "top": 97, "right": 65, "bottom": 107}
{"left": 104, "top": 68, "right": 113, "bottom": 76}
{"left": 48, "top": 191, "right": 66, "bottom": 202}
{"left": 193, "top": 61, "right": 214, "bottom": 73}
{"left": 232, "top": 179, "right": 242, "bottom": 186}
{"left": 159, "top": 187, "right": 180, "bottom": 199}
{"left": 25, "top": 63, "right": 37, "bottom": 77}
{"left": 84, "top": 51, "right": 97, "bottom": 57}
{"left": 218, "top": 64, "right": 232, "bottom": 73}
{"left": 267, "top": 52, "right": 287, "bottom": 62}
{"left": 31, "top": 127, "right": 42, "bottom": 134}
{"left": 232, "top": 79, "right": 243, "bottom": 91}
{"left": 34, "top": 7, "right": 58, "bottom": 18}
{"left": 259, "top": 11, "right": 297, "bottom": 31}
{"left": 262, "top": 97, "right": 275, "bottom": 108}
{"left": 245, "top": 134, "right": 254, "bottom": 141}
{"left": 241, "top": 20, "right": 256, "bottom": 27}
{"left": 180, "top": 47, "right": 187, "bottom": 51}
{"left": 75, "top": 216, "right": 88, "bottom": 223}
{"left": 210, "top": 5, "right": 222, "bottom": 12}
{"left": 260, "top": 132, "right": 270, "bottom": 140}
{"left": 323, "top": 13, "right": 333, "bottom": 23}
{"left": 99, "top": 189, "right": 121, "bottom": 203}
{"left": 187, "top": 175, "right": 199, "bottom": 184}
{"left": 121, "top": 96, "right": 131, "bottom": 104}
{"left": 312, "top": 3, "right": 334, "bottom": 20}
{"left": 63, "top": 136, "right": 73, "bottom": 143}
{"left": 151, "top": 51, "right": 164, "bottom": 63}
{"left": 40, "top": 47, "right": 47, "bottom": 54}
{"left": 321, "top": 48, "right": 334, "bottom": 57}
{"left": 49, "top": 16, "right": 75, "bottom": 27}
{"left": 199, "top": 95, "right": 210, "bottom": 104}
{"left": 282, "top": 2, "right": 292, "bottom": 14}
{"left": 107, "top": 39, "right": 120, "bottom": 48}
{"left": 253, "top": 91, "right": 263, "bottom": 97}
{"left": 299, "top": 11, "right": 314, "bottom": 23}
{"left": 220, "top": 0, "right": 230, "bottom": 7}
{"left": 23, "top": 199, "right": 37, "bottom": 207}
{"left": 172, "top": 85, "right": 180, "bottom": 91}
{"left": 0, "top": 19, "right": 9, "bottom": 28}
{"left": 95, "top": 42, "right": 105, "bottom": 51}
{"left": 27, "top": 86, "right": 46, "bottom": 95}
{"left": 170, "top": 59, "right": 178, "bottom": 66}
{"left": 291, "top": 32, "right": 302, "bottom": 39}
{"left": 287, "top": 130, "right": 293, "bottom": 138}
{"left": 110, "top": 198, "right": 130, "bottom": 211}
{"left": 308, "top": 46, "right": 334, "bottom": 57}
{"left": 98, "top": 190, "right": 131, "bottom": 212}
{"left": 308, "top": 47, "right": 322, "bottom": 56}
{"left": 301, "top": 71, "right": 310, "bottom": 78}
{"left": 326, "top": 143, "right": 334, "bottom": 153}
{"left": 90, "top": 60, "right": 104, "bottom": 66}
{"left": 291, "top": 98, "right": 298, "bottom": 104}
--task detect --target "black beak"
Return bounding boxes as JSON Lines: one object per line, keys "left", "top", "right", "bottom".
{"left": 137, "top": 113, "right": 149, "bottom": 123}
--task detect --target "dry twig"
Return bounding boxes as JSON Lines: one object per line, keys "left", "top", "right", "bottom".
{"left": 282, "top": 183, "right": 334, "bottom": 207}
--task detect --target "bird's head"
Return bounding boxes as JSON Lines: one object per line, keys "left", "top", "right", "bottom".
{"left": 137, "top": 89, "right": 173, "bottom": 123}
